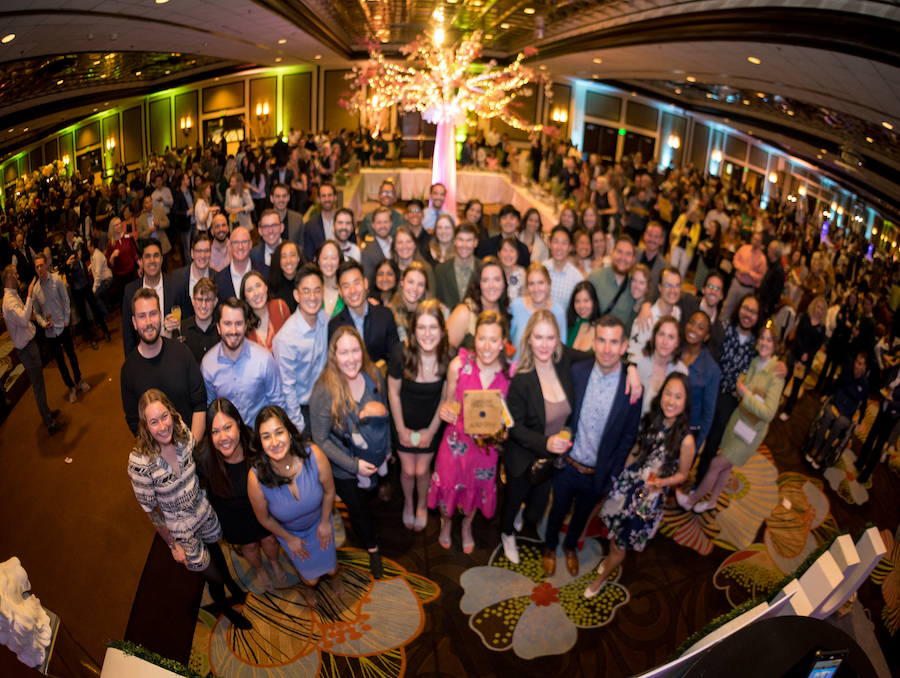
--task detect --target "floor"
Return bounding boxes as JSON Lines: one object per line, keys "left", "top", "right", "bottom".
{"left": 1, "top": 293, "right": 898, "bottom": 678}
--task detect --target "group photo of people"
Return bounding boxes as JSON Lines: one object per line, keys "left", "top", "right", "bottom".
{"left": 2, "top": 125, "right": 897, "bottom": 663}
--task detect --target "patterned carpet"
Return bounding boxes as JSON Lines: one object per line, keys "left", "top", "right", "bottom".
{"left": 170, "top": 379, "right": 900, "bottom": 677}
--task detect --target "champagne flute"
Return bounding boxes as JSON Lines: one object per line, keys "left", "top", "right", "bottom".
{"left": 171, "top": 305, "right": 184, "bottom": 342}
{"left": 554, "top": 426, "right": 572, "bottom": 468}
{"left": 447, "top": 400, "right": 461, "bottom": 444}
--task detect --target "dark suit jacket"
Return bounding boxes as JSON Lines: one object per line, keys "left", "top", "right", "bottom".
{"left": 360, "top": 240, "right": 387, "bottom": 280}
{"left": 569, "top": 361, "right": 642, "bottom": 495}
{"left": 433, "top": 258, "right": 481, "bottom": 310}
{"left": 170, "top": 264, "right": 219, "bottom": 319}
{"left": 213, "top": 266, "right": 237, "bottom": 302}
{"left": 283, "top": 209, "right": 304, "bottom": 250}
{"left": 122, "top": 273, "right": 186, "bottom": 356}
{"left": 476, "top": 234, "right": 530, "bottom": 267}
{"left": 171, "top": 189, "right": 193, "bottom": 233}
{"left": 506, "top": 355, "right": 577, "bottom": 477}
{"left": 248, "top": 243, "right": 272, "bottom": 280}
{"left": 303, "top": 213, "right": 358, "bottom": 262}
{"left": 267, "top": 168, "right": 294, "bottom": 196}
{"left": 460, "top": 143, "right": 475, "bottom": 166}
{"left": 328, "top": 304, "right": 399, "bottom": 363}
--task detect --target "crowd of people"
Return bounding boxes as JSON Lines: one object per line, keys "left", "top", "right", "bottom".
{"left": 2, "top": 132, "right": 898, "bottom": 632}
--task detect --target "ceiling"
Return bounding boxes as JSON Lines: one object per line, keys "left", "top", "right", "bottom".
{"left": 0, "top": 0, "right": 899, "bottom": 214}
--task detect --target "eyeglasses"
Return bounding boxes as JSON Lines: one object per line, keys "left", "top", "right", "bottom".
{"left": 194, "top": 296, "right": 215, "bottom": 305}
{"left": 407, "top": 207, "right": 422, "bottom": 213}
{"left": 662, "top": 282, "right": 681, "bottom": 288}
{"left": 231, "top": 240, "right": 251, "bottom": 247}
{"left": 706, "top": 284, "right": 722, "bottom": 291}
{"left": 380, "top": 190, "right": 394, "bottom": 196}
{"left": 193, "top": 248, "right": 211, "bottom": 256}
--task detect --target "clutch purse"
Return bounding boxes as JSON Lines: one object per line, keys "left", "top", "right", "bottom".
{"left": 525, "top": 456, "right": 554, "bottom": 486}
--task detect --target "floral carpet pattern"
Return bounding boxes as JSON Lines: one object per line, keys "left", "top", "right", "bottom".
{"left": 712, "top": 472, "right": 839, "bottom": 607}
{"left": 823, "top": 449, "right": 873, "bottom": 506}
{"left": 660, "top": 447, "right": 780, "bottom": 555}
{"left": 189, "top": 549, "right": 439, "bottom": 677}
{"left": 870, "top": 528, "right": 900, "bottom": 636}
{"left": 459, "top": 536, "right": 628, "bottom": 659}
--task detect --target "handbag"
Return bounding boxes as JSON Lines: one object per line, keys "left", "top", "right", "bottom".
{"left": 525, "top": 456, "right": 554, "bottom": 486}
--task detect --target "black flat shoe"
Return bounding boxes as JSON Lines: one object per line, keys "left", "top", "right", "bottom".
{"left": 369, "top": 551, "right": 384, "bottom": 579}
{"left": 223, "top": 608, "right": 252, "bottom": 630}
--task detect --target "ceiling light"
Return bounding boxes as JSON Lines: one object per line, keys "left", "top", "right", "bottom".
{"left": 592, "top": 74, "right": 599, "bottom": 79}
{"left": 866, "top": 136, "right": 873, "bottom": 143}
{"left": 57, "top": 79, "right": 64, "bottom": 85}
{"left": 164, "top": 70, "right": 170, "bottom": 74}
{"left": 93, "top": 108, "right": 98, "bottom": 112}
{"left": 747, "top": 57, "right": 760, "bottom": 64}
{"left": 820, "top": 148, "right": 827, "bottom": 153}
{"left": 7, "top": 129, "right": 12, "bottom": 133}
{"left": 539, "top": 65, "right": 546, "bottom": 70}
{"left": 155, "top": 0, "right": 169, "bottom": 3}
{"left": 748, "top": 131, "right": 753, "bottom": 135}
{"left": 592, "top": 58, "right": 602, "bottom": 64}
{"left": 742, "top": 99, "right": 750, "bottom": 105}
{"left": 275, "top": 57, "right": 282, "bottom": 62}
{"left": 135, "top": 70, "right": 141, "bottom": 75}
{"left": 686, "top": 76, "right": 696, "bottom": 83}
{"left": 884, "top": 122, "right": 894, "bottom": 130}
{"left": 1, "top": 34, "right": 15, "bottom": 44}
{"left": 705, "top": 93, "right": 713, "bottom": 98}
{"left": 278, "top": 39, "right": 287, "bottom": 44}
{"left": 674, "top": 88, "right": 681, "bottom": 94}
{"left": 524, "top": 7, "right": 535, "bottom": 14}
{"left": 94, "top": 60, "right": 100, "bottom": 65}
{"left": 485, "top": 34, "right": 493, "bottom": 39}
{"left": 315, "top": 54, "right": 322, "bottom": 59}
{"left": 100, "top": 74, "right": 107, "bottom": 78}
{"left": 500, "top": 23, "right": 510, "bottom": 29}
{"left": 472, "top": 0, "right": 482, "bottom": 5}
{"left": 756, "top": 92, "right": 765, "bottom": 98}
{"left": 631, "top": 91, "right": 637, "bottom": 96}
{"left": 447, "top": 0, "right": 457, "bottom": 3}
{"left": 23, "top": 127, "right": 28, "bottom": 132}
{"left": 787, "top": 110, "right": 794, "bottom": 116}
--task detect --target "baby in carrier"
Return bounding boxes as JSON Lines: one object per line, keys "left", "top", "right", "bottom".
{"left": 347, "top": 400, "right": 390, "bottom": 489}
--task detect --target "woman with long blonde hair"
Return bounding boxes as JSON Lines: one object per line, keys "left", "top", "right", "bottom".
{"left": 127, "top": 389, "right": 251, "bottom": 629}
{"left": 308, "top": 326, "right": 389, "bottom": 578}
{"left": 225, "top": 172, "right": 255, "bottom": 230}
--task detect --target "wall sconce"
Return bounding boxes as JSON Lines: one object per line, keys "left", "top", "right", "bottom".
{"left": 872, "top": 227, "right": 878, "bottom": 234}
{"left": 837, "top": 206, "right": 843, "bottom": 215}
{"left": 550, "top": 108, "right": 568, "bottom": 123}
{"left": 62, "top": 154, "right": 70, "bottom": 166}
{"left": 711, "top": 149, "right": 723, "bottom": 163}
{"left": 666, "top": 134, "right": 680, "bottom": 149}
{"left": 256, "top": 102, "right": 270, "bottom": 123}
{"left": 798, "top": 185, "right": 806, "bottom": 196}
{"left": 768, "top": 171, "right": 778, "bottom": 183}
{"left": 105, "top": 137, "right": 115, "bottom": 152}
{"left": 180, "top": 115, "right": 192, "bottom": 136}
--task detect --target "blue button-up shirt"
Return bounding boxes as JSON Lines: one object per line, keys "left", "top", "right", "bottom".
{"left": 422, "top": 205, "right": 452, "bottom": 233}
{"left": 272, "top": 309, "right": 329, "bottom": 431}
{"left": 687, "top": 347, "right": 721, "bottom": 448}
{"left": 201, "top": 338, "right": 285, "bottom": 426}
{"left": 31, "top": 272, "right": 70, "bottom": 338}
{"left": 570, "top": 362, "right": 620, "bottom": 467}
{"left": 349, "top": 302, "right": 368, "bottom": 337}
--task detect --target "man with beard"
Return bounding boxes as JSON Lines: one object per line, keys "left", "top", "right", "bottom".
{"left": 201, "top": 298, "right": 286, "bottom": 426}
{"left": 268, "top": 182, "right": 304, "bottom": 248}
{"left": 358, "top": 180, "right": 404, "bottom": 241}
{"left": 122, "top": 241, "right": 186, "bottom": 356}
{"left": 208, "top": 213, "right": 231, "bottom": 272}
{"left": 303, "top": 183, "right": 339, "bottom": 261}
{"left": 587, "top": 236, "right": 637, "bottom": 321}
{"left": 120, "top": 287, "right": 206, "bottom": 439}
{"left": 333, "top": 208, "right": 361, "bottom": 262}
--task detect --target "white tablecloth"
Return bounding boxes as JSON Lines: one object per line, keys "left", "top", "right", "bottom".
{"left": 348, "top": 167, "right": 559, "bottom": 226}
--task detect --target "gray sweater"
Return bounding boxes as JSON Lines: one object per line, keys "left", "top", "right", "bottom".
{"left": 309, "top": 371, "right": 390, "bottom": 480}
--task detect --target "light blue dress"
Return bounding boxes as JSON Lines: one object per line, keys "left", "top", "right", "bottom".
{"left": 509, "top": 296, "right": 567, "bottom": 359}
{"left": 253, "top": 451, "right": 337, "bottom": 580}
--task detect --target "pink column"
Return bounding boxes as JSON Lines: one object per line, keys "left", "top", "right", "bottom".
{"left": 431, "top": 121, "right": 457, "bottom": 220}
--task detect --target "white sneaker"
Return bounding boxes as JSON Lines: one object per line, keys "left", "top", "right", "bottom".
{"left": 513, "top": 506, "right": 524, "bottom": 533}
{"left": 501, "top": 533, "right": 520, "bottom": 565}
{"left": 68, "top": 388, "right": 77, "bottom": 404}
{"left": 675, "top": 489, "right": 693, "bottom": 511}
{"left": 692, "top": 500, "right": 711, "bottom": 513}
{"left": 77, "top": 379, "right": 91, "bottom": 393}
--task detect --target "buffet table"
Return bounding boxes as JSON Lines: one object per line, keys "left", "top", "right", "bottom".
{"left": 346, "top": 167, "right": 559, "bottom": 226}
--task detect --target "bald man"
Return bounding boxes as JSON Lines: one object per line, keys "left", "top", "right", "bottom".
{"left": 212, "top": 226, "right": 255, "bottom": 301}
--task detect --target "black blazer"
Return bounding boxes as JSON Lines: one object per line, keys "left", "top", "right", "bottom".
{"left": 476, "top": 234, "right": 530, "bottom": 267}
{"left": 122, "top": 273, "right": 187, "bottom": 356}
{"left": 248, "top": 243, "right": 272, "bottom": 280}
{"left": 569, "top": 360, "right": 642, "bottom": 495}
{"left": 303, "top": 213, "right": 357, "bottom": 261}
{"left": 267, "top": 168, "right": 294, "bottom": 196}
{"left": 505, "top": 355, "right": 577, "bottom": 478}
{"left": 678, "top": 292, "right": 726, "bottom": 362}
{"left": 213, "top": 266, "right": 237, "bottom": 302}
{"left": 328, "top": 304, "right": 399, "bottom": 363}
{"left": 171, "top": 189, "right": 193, "bottom": 232}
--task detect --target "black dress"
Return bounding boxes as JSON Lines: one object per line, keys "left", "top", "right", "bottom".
{"left": 387, "top": 343, "right": 445, "bottom": 454}
{"left": 200, "top": 459, "right": 270, "bottom": 545}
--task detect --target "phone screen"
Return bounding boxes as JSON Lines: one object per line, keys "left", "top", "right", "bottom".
{"left": 807, "top": 657, "right": 843, "bottom": 678}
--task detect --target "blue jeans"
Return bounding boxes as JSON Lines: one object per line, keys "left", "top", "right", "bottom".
{"left": 94, "top": 278, "right": 112, "bottom": 320}
{"left": 544, "top": 463, "right": 603, "bottom": 552}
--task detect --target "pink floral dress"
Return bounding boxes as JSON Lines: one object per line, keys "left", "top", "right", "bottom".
{"left": 427, "top": 349, "right": 513, "bottom": 519}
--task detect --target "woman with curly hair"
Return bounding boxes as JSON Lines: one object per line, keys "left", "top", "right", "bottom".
{"left": 584, "top": 372, "right": 695, "bottom": 598}
{"left": 240, "top": 270, "right": 291, "bottom": 352}
{"left": 127, "top": 389, "right": 251, "bottom": 628}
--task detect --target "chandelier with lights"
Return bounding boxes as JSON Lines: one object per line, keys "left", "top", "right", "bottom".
{"left": 341, "top": 6, "right": 552, "bottom": 209}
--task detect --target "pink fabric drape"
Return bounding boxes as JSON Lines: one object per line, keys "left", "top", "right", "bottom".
{"left": 431, "top": 121, "right": 457, "bottom": 219}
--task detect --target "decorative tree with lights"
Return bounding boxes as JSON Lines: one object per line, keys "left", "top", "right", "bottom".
{"left": 342, "top": 9, "right": 552, "bottom": 211}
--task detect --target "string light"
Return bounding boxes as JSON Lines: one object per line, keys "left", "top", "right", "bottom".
{"left": 342, "top": 24, "right": 552, "bottom": 134}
